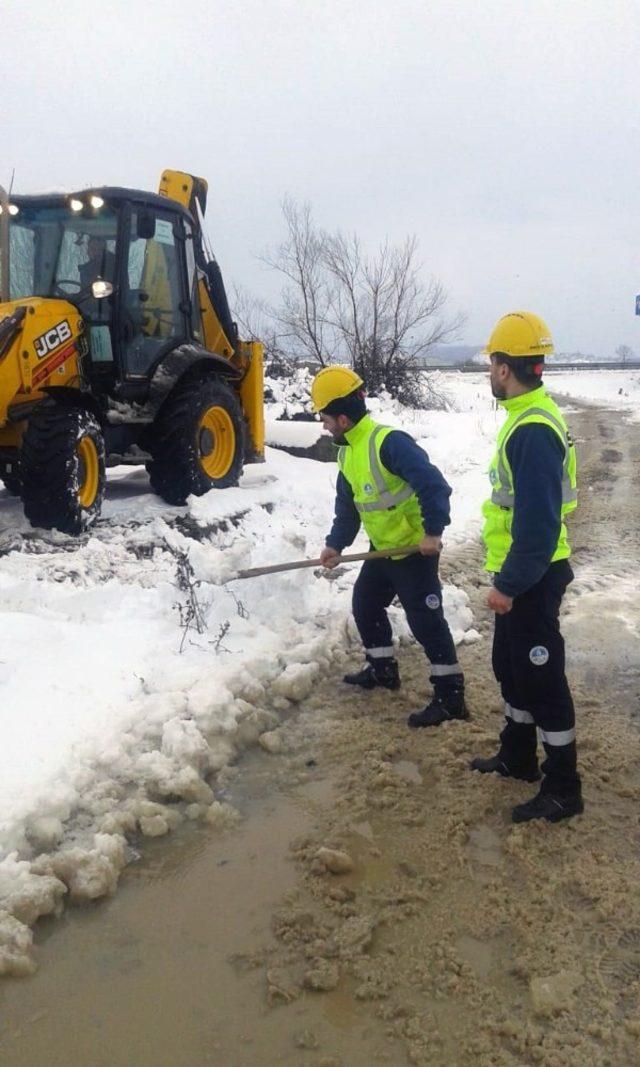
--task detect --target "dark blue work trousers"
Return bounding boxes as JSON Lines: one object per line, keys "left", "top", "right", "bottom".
{"left": 352, "top": 554, "right": 463, "bottom": 690}
{"left": 493, "top": 560, "right": 579, "bottom": 794}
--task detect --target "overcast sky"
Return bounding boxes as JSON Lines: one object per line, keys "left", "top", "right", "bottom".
{"left": 4, "top": 0, "right": 639, "bottom": 355}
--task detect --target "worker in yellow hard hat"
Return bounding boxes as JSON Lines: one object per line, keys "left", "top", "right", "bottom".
{"left": 311, "top": 365, "right": 466, "bottom": 727}
{"left": 469, "top": 311, "right": 583, "bottom": 823}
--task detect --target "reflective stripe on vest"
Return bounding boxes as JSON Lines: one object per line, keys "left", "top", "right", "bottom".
{"left": 491, "top": 406, "right": 578, "bottom": 508}
{"left": 349, "top": 425, "right": 414, "bottom": 514}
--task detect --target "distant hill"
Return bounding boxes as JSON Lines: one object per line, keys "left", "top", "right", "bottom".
{"left": 422, "top": 345, "right": 480, "bottom": 366}
{"left": 423, "top": 345, "right": 612, "bottom": 366}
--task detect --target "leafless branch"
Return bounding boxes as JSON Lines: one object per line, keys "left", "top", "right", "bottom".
{"left": 253, "top": 198, "right": 466, "bottom": 404}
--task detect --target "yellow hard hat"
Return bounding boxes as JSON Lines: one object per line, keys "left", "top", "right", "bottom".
{"left": 483, "top": 311, "right": 554, "bottom": 358}
{"left": 310, "top": 366, "right": 364, "bottom": 413}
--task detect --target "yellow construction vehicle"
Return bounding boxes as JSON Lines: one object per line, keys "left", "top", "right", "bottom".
{"left": 0, "top": 170, "right": 264, "bottom": 533}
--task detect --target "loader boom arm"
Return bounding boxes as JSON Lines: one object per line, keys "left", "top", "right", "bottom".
{"left": 158, "top": 169, "right": 237, "bottom": 357}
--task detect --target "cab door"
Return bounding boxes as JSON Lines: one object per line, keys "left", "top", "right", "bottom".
{"left": 121, "top": 208, "right": 189, "bottom": 378}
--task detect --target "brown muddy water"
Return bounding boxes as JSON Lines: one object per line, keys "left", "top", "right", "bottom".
{"left": 0, "top": 753, "right": 390, "bottom": 1066}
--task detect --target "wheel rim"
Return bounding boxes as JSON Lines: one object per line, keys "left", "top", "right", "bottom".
{"left": 77, "top": 436, "right": 99, "bottom": 508}
{"left": 197, "top": 405, "right": 235, "bottom": 479}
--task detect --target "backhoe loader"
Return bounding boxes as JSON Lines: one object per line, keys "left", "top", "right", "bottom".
{"left": 0, "top": 170, "right": 264, "bottom": 533}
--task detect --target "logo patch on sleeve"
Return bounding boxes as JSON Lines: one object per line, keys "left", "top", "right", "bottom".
{"left": 426, "top": 594, "right": 440, "bottom": 609}
{"left": 529, "top": 645, "right": 549, "bottom": 666}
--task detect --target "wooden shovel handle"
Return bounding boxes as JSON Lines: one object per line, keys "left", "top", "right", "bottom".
{"left": 234, "top": 544, "right": 423, "bottom": 581}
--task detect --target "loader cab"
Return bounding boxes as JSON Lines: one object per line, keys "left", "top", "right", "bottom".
{"left": 9, "top": 188, "right": 203, "bottom": 395}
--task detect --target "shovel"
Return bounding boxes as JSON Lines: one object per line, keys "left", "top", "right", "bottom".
{"left": 233, "top": 544, "right": 424, "bottom": 581}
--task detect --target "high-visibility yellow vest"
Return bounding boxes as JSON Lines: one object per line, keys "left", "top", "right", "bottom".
{"left": 482, "top": 385, "right": 578, "bottom": 573}
{"left": 338, "top": 415, "right": 424, "bottom": 554}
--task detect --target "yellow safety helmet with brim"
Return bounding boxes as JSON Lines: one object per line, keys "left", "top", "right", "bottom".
{"left": 483, "top": 311, "right": 555, "bottom": 359}
{"left": 311, "top": 366, "right": 364, "bottom": 413}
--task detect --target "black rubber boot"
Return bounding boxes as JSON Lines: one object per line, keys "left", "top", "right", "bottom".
{"left": 407, "top": 685, "right": 468, "bottom": 728}
{"left": 512, "top": 785, "right": 584, "bottom": 824}
{"left": 344, "top": 656, "right": 400, "bottom": 691}
{"left": 470, "top": 754, "right": 541, "bottom": 783}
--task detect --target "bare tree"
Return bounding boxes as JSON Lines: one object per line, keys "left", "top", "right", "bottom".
{"left": 258, "top": 198, "right": 465, "bottom": 405}
{"left": 615, "top": 344, "right": 635, "bottom": 366}
{"left": 232, "top": 283, "right": 297, "bottom": 380}
{"left": 231, "top": 283, "right": 268, "bottom": 343}
{"left": 260, "top": 198, "right": 335, "bottom": 368}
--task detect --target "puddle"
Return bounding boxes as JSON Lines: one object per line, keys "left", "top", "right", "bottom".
{"left": 0, "top": 760, "right": 389, "bottom": 1067}
{"left": 297, "top": 774, "right": 336, "bottom": 806}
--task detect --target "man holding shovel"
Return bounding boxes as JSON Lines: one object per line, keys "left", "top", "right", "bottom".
{"left": 312, "top": 366, "right": 467, "bottom": 727}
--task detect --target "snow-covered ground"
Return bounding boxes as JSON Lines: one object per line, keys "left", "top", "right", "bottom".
{"left": 549, "top": 368, "right": 640, "bottom": 420}
{"left": 0, "top": 366, "right": 634, "bottom": 973}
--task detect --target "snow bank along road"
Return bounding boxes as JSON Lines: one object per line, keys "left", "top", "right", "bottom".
{"left": 0, "top": 369, "right": 636, "bottom": 1003}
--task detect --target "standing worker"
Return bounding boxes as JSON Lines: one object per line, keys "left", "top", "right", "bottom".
{"left": 470, "top": 311, "right": 583, "bottom": 822}
{"left": 312, "top": 366, "right": 466, "bottom": 727}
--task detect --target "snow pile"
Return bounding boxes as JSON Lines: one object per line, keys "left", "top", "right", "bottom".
{"left": 265, "top": 418, "right": 325, "bottom": 450}
{"left": 264, "top": 364, "right": 315, "bottom": 420}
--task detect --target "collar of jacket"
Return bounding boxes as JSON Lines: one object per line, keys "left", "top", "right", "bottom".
{"left": 343, "top": 412, "right": 376, "bottom": 447}
{"left": 499, "top": 382, "right": 546, "bottom": 414}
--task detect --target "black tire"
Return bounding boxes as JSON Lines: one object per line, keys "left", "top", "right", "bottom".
{"left": 22, "top": 405, "right": 106, "bottom": 533}
{"left": 146, "top": 376, "right": 244, "bottom": 505}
